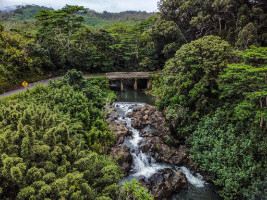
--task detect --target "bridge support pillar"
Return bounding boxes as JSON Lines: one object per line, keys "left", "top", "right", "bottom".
{"left": 120, "top": 79, "right": 124, "bottom": 92}
{"left": 146, "top": 79, "right": 151, "bottom": 89}
{"left": 134, "top": 78, "right": 138, "bottom": 90}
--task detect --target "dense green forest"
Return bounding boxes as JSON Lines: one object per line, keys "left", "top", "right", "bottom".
{"left": 151, "top": 41, "right": 266, "bottom": 199}
{"left": 0, "top": 0, "right": 266, "bottom": 199}
{"left": 0, "top": 5, "right": 155, "bottom": 26}
{"left": 0, "top": 70, "right": 153, "bottom": 199}
{"left": 0, "top": 2, "right": 266, "bottom": 92}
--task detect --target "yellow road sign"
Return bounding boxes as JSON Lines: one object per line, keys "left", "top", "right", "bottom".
{"left": 22, "top": 81, "right": 28, "bottom": 87}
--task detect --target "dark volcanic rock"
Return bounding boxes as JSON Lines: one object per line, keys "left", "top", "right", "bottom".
{"left": 148, "top": 170, "right": 188, "bottom": 200}
{"left": 140, "top": 143, "right": 150, "bottom": 153}
{"left": 108, "top": 104, "right": 191, "bottom": 199}
{"left": 139, "top": 168, "right": 188, "bottom": 200}
{"left": 151, "top": 182, "right": 171, "bottom": 200}
{"left": 129, "top": 105, "right": 190, "bottom": 167}
{"left": 147, "top": 172, "right": 165, "bottom": 185}
{"left": 171, "top": 171, "right": 188, "bottom": 192}
{"left": 110, "top": 145, "right": 132, "bottom": 175}
{"left": 110, "top": 121, "right": 130, "bottom": 144}
{"left": 159, "top": 168, "right": 174, "bottom": 180}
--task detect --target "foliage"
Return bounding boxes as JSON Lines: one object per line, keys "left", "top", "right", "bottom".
{"left": 152, "top": 43, "right": 266, "bottom": 199}
{"left": 0, "top": 24, "right": 48, "bottom": 93}
{"left": 0, "top": 70, "right": 124, "bottom": 199}
{"left": 11, "top": 5, "right": 54, "bottom": 21}
{"left": 119, "top": 179, "right": 153, "bottom": 200}
{"left": 158, "top": 0, "right": 267, "bottom": 47}
{"left": 188, "top": 110, "right": 266, "bottom": 199}
{"left": 219, "top": 46, "right": 267, "bottom": 130}
{"left": 0, "top": 1, "right": 266, "bottom": 92}
{"left": 145, "top": 18, "right": 185, "bottom": 65}
{"left": 236, "top": 22, "right": 258, "bottom": 50}
{"left": 0, "top": 6, "right": 154, "bottom": 27}
{"left": 155, "top": 35, "right": 233, "bottom": 137}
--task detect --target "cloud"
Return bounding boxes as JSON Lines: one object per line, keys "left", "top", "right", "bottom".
{"left": 0, "top": 0, "right": 159, "bottom": 12}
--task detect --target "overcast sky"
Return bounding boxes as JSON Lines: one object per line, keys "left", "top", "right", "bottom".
{"left": 0, "top": 0, "right": 159, "bottom": 12}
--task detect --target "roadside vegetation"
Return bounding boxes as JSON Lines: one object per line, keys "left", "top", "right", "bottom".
{"left": 0, "top": 0, "right": 266, "bottom": 199}
{"left": 0, "top": 70, "right": 153, "bottom": 199}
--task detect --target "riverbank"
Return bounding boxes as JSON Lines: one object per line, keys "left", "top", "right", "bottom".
{"left": 0, "top": 72, "right": 106, "bottom": 98}
{"left": 106, "top": 97, "right": 222, "bottom": 200}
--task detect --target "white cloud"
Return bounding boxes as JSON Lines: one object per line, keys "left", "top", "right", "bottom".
{"left": 0, "top": 0, "right": 159, "bottom": 12}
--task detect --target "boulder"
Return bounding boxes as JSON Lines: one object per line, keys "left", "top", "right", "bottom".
{"left": 159, "top": 168, "right": 174, "bottom": 180}
{"left": 110, "top": 145, "right": 132, "bottom": 175}
{"left": 113, "top": 113, "right": 119, "bottom": 119}
{"left": 151, "top": 182, "right": 172, "bottom": 200}
{"left": 171, "top": 171, "right": 188, "bottom": 192}
{"left": 146, "top": 172, "right": 165, "bottom": 185}
{"left": 170, "top": 145, "right": 187, "bottom": 165}
{"left": 147, "top": 169, "right": 188, "bottom": 200}
{"left": 126, "top": 112, "right": 133, "bottom": 118}
{"left": 140, "top": 143, "right": 150, "bottom": 153}
{"left": 109, "top": 122, "right": 130, "bottom": 144}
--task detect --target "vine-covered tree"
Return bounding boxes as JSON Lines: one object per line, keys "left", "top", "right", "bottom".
{"left": 155, "top": 35, "right": 233, "bottom": 138}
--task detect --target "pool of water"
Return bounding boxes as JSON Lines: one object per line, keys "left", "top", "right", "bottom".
{"left": 111, "top": 87, "right": 222, "bottom": 200}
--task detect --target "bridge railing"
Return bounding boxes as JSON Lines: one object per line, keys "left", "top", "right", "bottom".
{"left": 106, "top": 72, "right": 150, "bottom": 76}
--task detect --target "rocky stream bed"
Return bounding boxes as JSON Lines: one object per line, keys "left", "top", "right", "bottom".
{"left": 107, "top": 102, "right": 221, "bottom": 200}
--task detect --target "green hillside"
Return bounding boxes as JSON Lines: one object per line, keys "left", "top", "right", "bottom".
{"left": 0, "top": 5, "right": 155, "bottom": 27}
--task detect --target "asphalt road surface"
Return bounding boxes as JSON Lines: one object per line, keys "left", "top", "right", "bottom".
{"left": 0, "top": 72, "right": 160, "bottom": 98}
{"left": 0, "top": 75, "right": 95, "bottom": 98}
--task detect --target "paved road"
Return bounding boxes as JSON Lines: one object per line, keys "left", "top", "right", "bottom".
{"left": 0, "top": 72, "right": 161, "bottom": 98}
{"left": 0, "top": 75, "right": 96, "bottom": 98}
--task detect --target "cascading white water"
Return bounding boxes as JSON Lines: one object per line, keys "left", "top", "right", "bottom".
{"left": 114, "top": 102, "right": 168, "bottom": 178}
{"left": 112, "top": 89, "right": 222, "bottom": 200}
{"left": 179, "top": 167, "right": 205, "bottom": 188}
{"left": 114, "top": 102, "right": 205, "bottom": 181}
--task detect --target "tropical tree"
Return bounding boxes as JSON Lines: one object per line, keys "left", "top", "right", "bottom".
{"left": 219, "top": 46, "right": 267, "bottom": 130}
{"left": 155, "top": 35, "right": 233, "bottom": 137}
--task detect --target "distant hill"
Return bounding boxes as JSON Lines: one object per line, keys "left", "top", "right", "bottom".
{"left": 0, "top": 5, "right": 156, "bottom": 27}
{"left": 0, "top": 5, "right": 54, "bottom": 20}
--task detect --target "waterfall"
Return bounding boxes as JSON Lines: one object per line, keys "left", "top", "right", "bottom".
{"left": 113, "top": 102, "right": 168, "bottom": 178}
{"left": 179, "top": 167, "right": 205, "bottom": 188}
{"left": 113, "top": 101, "right": 221, "bottom": 200}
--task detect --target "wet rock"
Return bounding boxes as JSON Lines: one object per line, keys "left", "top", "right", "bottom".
{"left": 131, "top": 120, "right": 142, "bottom": 129}
{"left": 105, "top": 118, "right": 112, "bottom": 125}
{"left": 110, "top": 145, "right": 132, "bottom": 175}
{"left": 143, "top": 169, "right": 188, "bottom": 200}
{"left": 130, "top": 105, "right": 169, "bottom": 137}
{"left": 139, "top": 179, "right": 151, "bottom": 191}
{"left": 113, "top": 113, "right": 119, "bottom": 120}
{"left": 143, "top": 133, "right": 188, "bottom": 167}
{"left": 171, "top": 171, "right": 188, "bottom": 192}
{"left": 146, "top": 172, "right": 165, "bottom": 185}
{"left": 109, "top": 121, "right": 129, "bottom": 144}
{"left": 159, "top": 168, "right": 174, "bottom": 180}
{"left": 139, "top": 130, "right": 151, "bottom": 137}
{"left": 151, "top": 182, "right": 172, "bottom": 200}
{"left": 126, "top": 112, "right": 133, "bottom": 118}
{"left": 140, "top": 143, "right": 150, "bottom": 153}
{"left": 170, "top": 145, "right": 187, "bottom": 166}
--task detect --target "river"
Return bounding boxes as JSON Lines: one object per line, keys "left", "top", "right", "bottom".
{"left": 112, "top": 86, "right": 222, "bottom": 200}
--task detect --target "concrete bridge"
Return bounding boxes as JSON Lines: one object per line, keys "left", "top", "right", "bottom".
{"left": 0, "top": 72, "right": 161, "bottom": 98}
{"left": 106, "top": 72, "right": 160, "bottom": 91}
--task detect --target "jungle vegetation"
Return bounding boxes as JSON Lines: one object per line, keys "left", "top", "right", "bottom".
{"left": 0, "top": 1, "right": 266, "bottom": 92}
{"left": 0, "top": 70, "right": 153, "bottom": 199}
{"left": 0, "top": 1, "right": 266, "bottom": 199}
